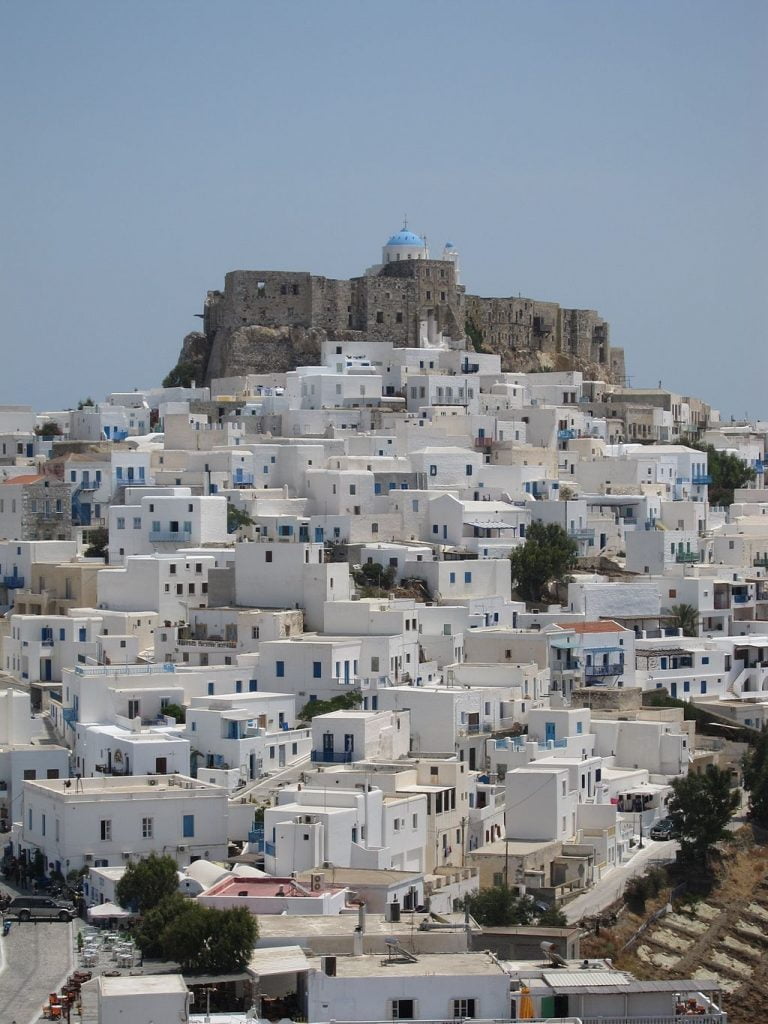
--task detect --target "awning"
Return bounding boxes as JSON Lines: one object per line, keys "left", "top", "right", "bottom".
{"left": 247, "top": 945, "right": 310, "bottom": 977}
{"left": 87, "top": 901, "right": 136, "bottom": 919}
{"left": 464, "top": 519, "right": 518, "bottom": 530}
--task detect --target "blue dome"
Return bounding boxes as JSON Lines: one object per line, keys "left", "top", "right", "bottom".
{"left": 385, "top": 229, "right": 425, "bottom": 248}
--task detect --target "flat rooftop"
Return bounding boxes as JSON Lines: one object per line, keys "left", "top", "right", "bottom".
{"left": 325, "top": 951, "right": 505, "bottom": 978}
{"left": 26, "top": 774, "right": 221, "bottom": 797}
{"left": 256, "top": 911, "right": 471, "bottom": 941}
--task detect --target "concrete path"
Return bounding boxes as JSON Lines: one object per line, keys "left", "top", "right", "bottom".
{"left": 564, "top": 838, "right": 679, "bottom": 923}
{"left": 0, "top": 919, "right": 73, "bottom": 1024}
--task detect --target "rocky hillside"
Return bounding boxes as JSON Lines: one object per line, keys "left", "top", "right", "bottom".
{"left": 165, "top": 326, "right": 621, "bottom": 388}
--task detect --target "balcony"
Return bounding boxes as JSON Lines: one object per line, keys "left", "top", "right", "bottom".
{"left": 570, "top": 528, "right": 595, "bottom": 542}
{"left": 264, "top": 841, "right": 276, "bottom": 858}
{"left": 62, "top": 707, "right": 77, "bottom": 725}
{"left": 474, "top": 437, "right": 494, "bottom": 449}
{"left": 459, "top": 722, "right": 493, "bottom": 736}
{"left": 733, "top": 592, "right": 751, "bottom": 604}
{"left": 753, "top": 557, "right": 768, "bottom": 568}
{"left": 557, "top": 428, "right": 575, "bottom": 440}
{"left": 232, "top": 474, "right": 255, "bottom": 487}
{"left": 692, "top": 474, "right": 712, "bottom": 485}
{"left": 675, "top": 551, "right": 699, "bottom": 563}
{"left": 311, "top": 750, "right": 354, "bottom": 764}
{"left": 3, "top": 576, "right": 24, "bottom": 589}
{"left": 585, "top": 662, "right": 624, "bottom": 678}
{"left": 149, "top": 529, "right": 192, "bottom": 542}
{"left": 177, "top": 638, "right": 238, "bottom": 649}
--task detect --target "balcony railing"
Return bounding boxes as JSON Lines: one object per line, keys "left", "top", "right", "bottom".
{"left": 264, "top": 841, "right": 276, "bottom": 857}
{"left": 311, "top": 750, "right": 354, "bottom": 764}
{"left": 460, "top": 722, "right": 493, "bottom": 736}
{"left": 232, "top": 474, "right": 255, "bottom": 487}
{"left": 177, "top": 638, "right": 238, "bottom": 649}
{"left": 675, "top": 551, "right": 699, "bottom": 563}
{"left": 74, "top": 663, "right": 175, "bottom": 676}
{"left": 585, "top": 662, "right": 624, "bottom": 677}
{"left": 570, "top": 528, "right": 595, "bottom": 542}
{"left": 558, "top": 428, "right": 575, "bottom": 440}
{"left": 3, "top": 575, "right": 24, "bottom": 589}
{"left": 62, "top": 707, "right": 77, "bottom": 725}
{"left": 733, "top": 593, "right": 751, "bottom": 604}
{"left": 149, "top": 529, "right": 192, "bottom": 542}
{"left": 692, "top": 474, "right": 712, "bottom": 485}
{"left": 753, "top": 557, "right": 768, "bottom": 568}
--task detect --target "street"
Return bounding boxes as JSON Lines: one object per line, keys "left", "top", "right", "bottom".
{"left": 0, "top": 919, "right": 73, "bottom": 1024}
{"left": 564, "top": 838, "right": 679, "bottom": 923}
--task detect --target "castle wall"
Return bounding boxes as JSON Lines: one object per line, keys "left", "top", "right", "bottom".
{"left": 189, "top": 248, "right": 618, "bottom": 384}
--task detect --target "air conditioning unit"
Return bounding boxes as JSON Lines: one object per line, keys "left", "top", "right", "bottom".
{"left": 310, "top": 872, "right": 325, "bottom": 891}
{"left": 177, "top": 844, "right": 188, "bottom": 852}
{"left": 122, "top": 852, "right": 132, "bottom": 860}
{"left": 84, "top": 854, "right": 93, "bottom": 863}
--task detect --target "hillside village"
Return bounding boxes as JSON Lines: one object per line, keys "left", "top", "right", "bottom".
{"left": 0, "top": 234, "right": 766, "bottom": 1022}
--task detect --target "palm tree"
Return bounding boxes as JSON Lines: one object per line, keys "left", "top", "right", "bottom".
{"left": 666, "top": 603, "right": 700, "bottom": 637}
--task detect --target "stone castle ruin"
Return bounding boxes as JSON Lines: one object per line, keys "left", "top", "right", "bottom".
{"left": 170, "top": 226, "right": 625, "bottom": 385}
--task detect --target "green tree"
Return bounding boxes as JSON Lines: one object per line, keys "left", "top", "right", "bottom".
{"left": 353, "top": 562, "right": 397, "bottom": 592}
{"left": 134, "top": 893, "right": 189, "bottom": 957}
{"left": 463, "top": 886, "right": 536, "bottom": 926}
{"left": 161, "top": 703, "right": 186, "bottom": 724}
{"left": 537, "top": 904, "right": 568, "bottom": 927}
{"left": 298, "top": 690, "right": 362, "bottom": 721}
{"left": 77, "top": 397, "right": 95, "bottom": 410}
{"left": 742, "top": 727, "right": 768, "bottom": 828}
{"left": 162, "top": 361, "right": 198, "bottom": 389}
{"left": 668, "top": 766, "right": 739, "bottom": 866}
{"left": 666, "top": 603, "right": 700, "bottom": 637}
{"left": 690, "top": 443, "right": 756, "bottom": 506}
{"left": 83, "top": 526, "right": 109, "bottom": 559}
{"left": 116, "top": 853, "right": 180, "bottom": 914}
{"left": 509, "top": 522, "right": 578, "bottom": 602}
{"left": 135, "top": 895, "right": 257, "bottom": 973}
{"left": 35, "top": 421, "right": 62, "bottom": 437}
{"left": 227, "top": 503, "right": 255, "bottom": 534}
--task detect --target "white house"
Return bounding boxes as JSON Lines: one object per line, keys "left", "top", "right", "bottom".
{"left": 20, "top": 773, "right": 228, "bottom": 872}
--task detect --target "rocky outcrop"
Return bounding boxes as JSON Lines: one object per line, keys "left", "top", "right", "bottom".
{"left": 167, "top": 325, "right": 369, "bottom": 386}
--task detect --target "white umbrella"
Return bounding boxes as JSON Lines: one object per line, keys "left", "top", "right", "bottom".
{"left": 87, "top": 901, "right": 135, "bottom": 919}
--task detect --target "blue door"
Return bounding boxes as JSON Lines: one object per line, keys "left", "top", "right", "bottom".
{"left": 314, "top": 527, "right": 324, "bottom": 543}
{"left": 545, "top": 722, "right": 556, "bottom": 743}
{"left": 670, "top": 682, "right": 677, "bottom": 699}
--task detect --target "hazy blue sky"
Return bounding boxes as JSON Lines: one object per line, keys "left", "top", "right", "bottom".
{"left": 2, "top": 1, "right": 765, "bottom": 417}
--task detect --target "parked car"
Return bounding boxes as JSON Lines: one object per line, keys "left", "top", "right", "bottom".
{"left": 7, "top": 895, "right": 76, "bottom": 922}
{"left": 649, "top": 817, "right": 678, "bottom": 841}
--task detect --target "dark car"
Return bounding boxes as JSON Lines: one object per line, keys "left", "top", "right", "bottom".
{"left": 7, "top": 895, "right": 76, "bottom": 922}
{"left": 649, "top": 817, "right": 678, "bottom": 841}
